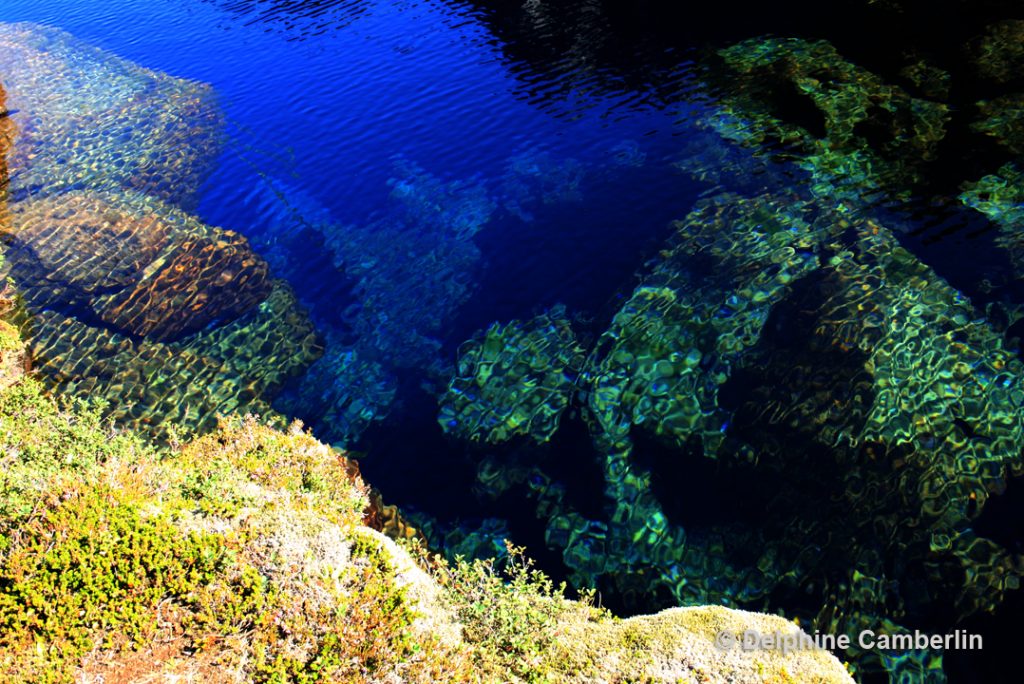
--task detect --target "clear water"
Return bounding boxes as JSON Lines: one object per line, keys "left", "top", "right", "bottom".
{"left": 2, "top": 1, "right": 1023, "bottom": 681}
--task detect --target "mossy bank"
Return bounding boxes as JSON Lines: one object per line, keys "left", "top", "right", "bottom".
{"left": 0, "top": 320, "right": 852, "bottom": 683}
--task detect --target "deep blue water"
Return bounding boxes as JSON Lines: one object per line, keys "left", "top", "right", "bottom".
{"left": 0, "top": 0, "right": 692, "bottom": 253}
{"left": 0, "top": 0, "right": 702, "bottom": 423}
{"left": 0, "top": 0, "right": 709, "bottom": 515}
{"left": 4, "top": 1, "right": 1024, "bottom": 681}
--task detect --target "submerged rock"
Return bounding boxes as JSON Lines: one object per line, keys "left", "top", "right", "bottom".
{"left": 273, "top": 337, "right": 397, "bottom": 446}
{"left": 439, "top": 305, "right": 585, "bottom": 444}
{"left": 0, "top": 22, "right": 221, "bottom": 210}
{"left": 5, "top": 191, "right": 273, "bottom": 341}
{"left": 0, "top": 24, "right": 318, "bottom": 440}
{"left": 711, "top": 37, "right": 949, "bottom": 198}
{"left": 321, "top": 158, "right": 493, "bottom": 372}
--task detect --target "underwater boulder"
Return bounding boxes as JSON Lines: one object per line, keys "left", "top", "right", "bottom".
{"left": 93, "top": 225, "right": 271, "bottom": 342}
{"left": 3, "top": 192, "right": 171, "bottom": 302}
{"left": 970, "top": 19, "right": 1024, "bottom": 86}
{"left": 5, "top": 190, "right": 272, "bottom": 342}
{"left": 26, "top": 279, "right": 320, "bottom": 440}
{"left": 709, "top": 37, "right": 949, "bottom": 197}
{"left": 439, "top": 305, "right": 585, "bottom": 445}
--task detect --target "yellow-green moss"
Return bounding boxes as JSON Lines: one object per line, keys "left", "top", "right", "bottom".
{"left": 0, "top": 364, "right": 468, "bottom": 682}
{"left": 0, "top": 484, "right": 226, "bottom": 681}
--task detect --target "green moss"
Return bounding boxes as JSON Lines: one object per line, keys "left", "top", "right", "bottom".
{"left": 0, "top": 356, "right": 473, "bottom": 682}
{"left": 0, "top": 482, "right": 226, "bottom": 681}
{"left": 0, "top": 376, "right": 156, "bottom": 525}
{"left": 0, "top": 319, "right": 21, "bottom": 352}
{"left": 176, "top": 416, "right": 367, "bottom": 527}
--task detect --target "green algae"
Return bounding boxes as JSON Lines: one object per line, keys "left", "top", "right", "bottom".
{"left": 709, "top": 37, "right": 949, "bottom": 200}
{"left": 971, "top": 19, "right": 1024, "bottom": 86}
{"left": 439, "top": 305, "right": 584, "bottom": 444}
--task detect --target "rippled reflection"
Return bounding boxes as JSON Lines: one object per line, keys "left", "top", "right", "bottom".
{"left": 207, "top": 0, "right": 370, "bottom": 35}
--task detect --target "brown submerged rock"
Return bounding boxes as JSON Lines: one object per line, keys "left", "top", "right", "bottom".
{"left": 94, "top": 229, "right": 271, "bottom": 342}
{"left": 6, "top": 191, "right": 272, "bottom": 342}
{"left": 3, "top": 193, "right": 171, "bottom": 296}
{"left": 0, "top": 81, "right": 12, "bottom": 232}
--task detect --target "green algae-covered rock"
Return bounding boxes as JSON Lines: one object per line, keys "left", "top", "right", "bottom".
{"left": 586, "top": 191, "right": 821, "bottom": 458}
{"left": 710, "top": 37, "right": 949, "bottom": 198}
{"left": 439, "top": 305, "right": 584, "bottom": 444}
{"left": 18, "top": 278, "right": 320, "bottom": 441}
{"left": 960, "top": 163, "right": 1024, "bottom": 272}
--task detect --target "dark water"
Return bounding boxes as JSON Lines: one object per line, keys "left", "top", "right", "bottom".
{"left": 2, "top": 1, "right": 1024, "bottom": 681}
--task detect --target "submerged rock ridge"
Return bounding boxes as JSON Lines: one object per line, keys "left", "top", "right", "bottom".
{"left": 434, "top": 23, "right": 1024, "bottom": 680}
{"left": 444, "top": 185, "right": 1023, "bottom": 681}
{"left": 0, "top": 22, "right": 220, "bottom": 211}
{"left": 250, "top": 148, "right": 591, "bottom": 446}
{"left": 0, "top": 22, "right": 321, "bottom": 439}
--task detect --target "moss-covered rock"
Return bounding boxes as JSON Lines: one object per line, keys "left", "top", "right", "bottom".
{"left": 558, "top": 605, "right": 853, "bottom": 684}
